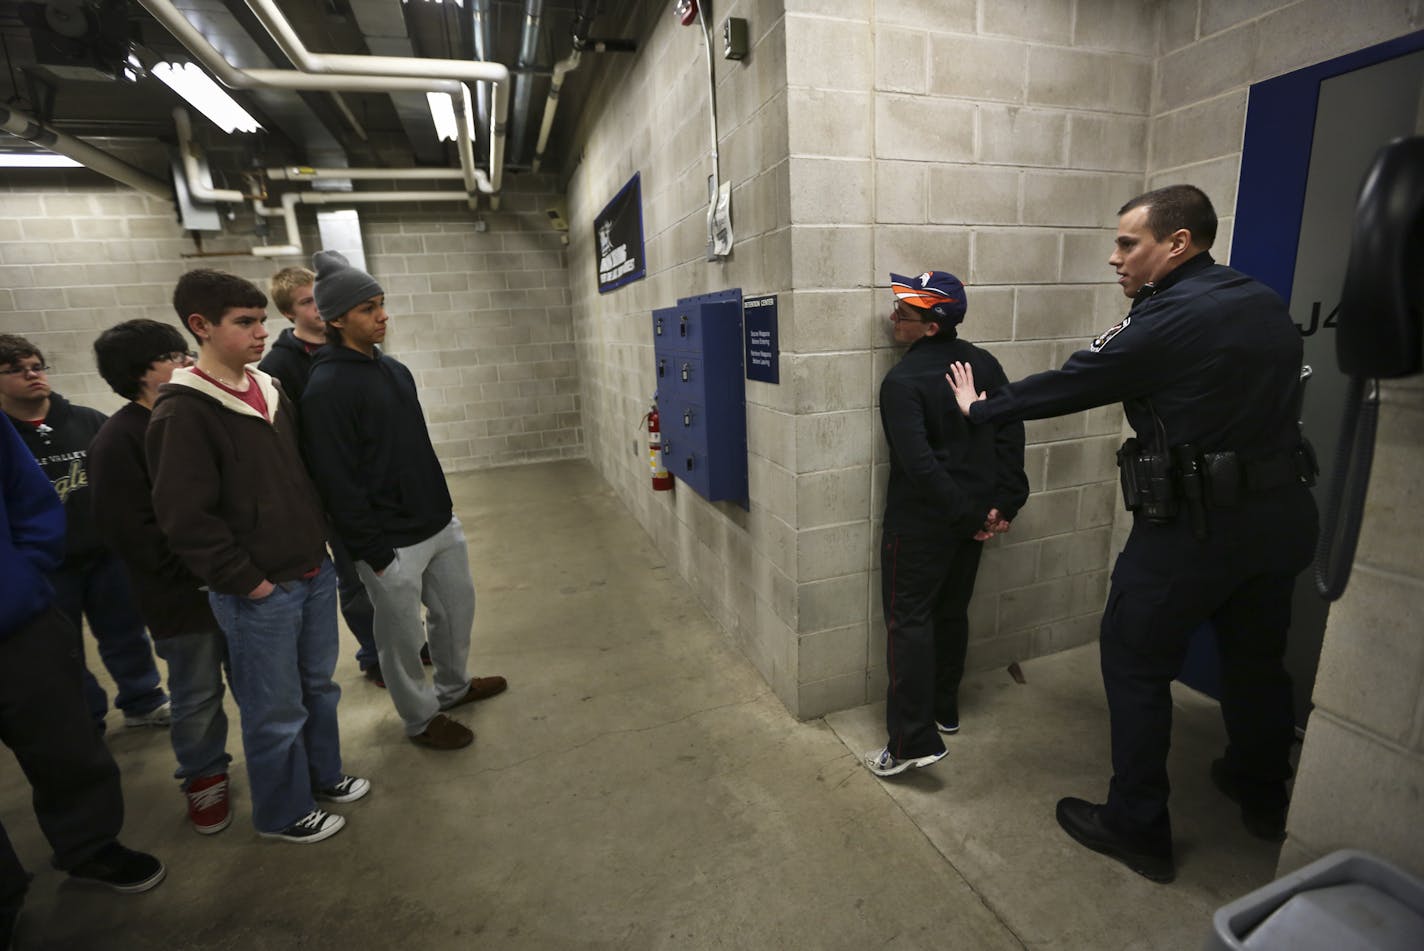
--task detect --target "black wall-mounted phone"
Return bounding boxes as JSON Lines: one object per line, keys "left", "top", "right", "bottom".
{"left": 1315, "top": 136, "right": 1424, "bottom": 601}
{"left": 1336, "top": 136, "right": 1424, "bottom": 377}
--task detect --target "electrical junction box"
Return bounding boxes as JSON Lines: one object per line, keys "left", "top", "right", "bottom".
{"left": 652, "top": 288, "right": 748, "bottom": 507}
{"left": 722, "top": 17, "right": 748, "bottom": 60}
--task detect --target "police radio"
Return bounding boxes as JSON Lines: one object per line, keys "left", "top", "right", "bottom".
{"left": 1314, "top": 136, "right": 1424, "bottom": 600}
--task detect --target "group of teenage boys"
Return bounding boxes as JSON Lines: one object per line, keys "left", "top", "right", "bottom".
{"left": 1, "top": 254, "right": 505, "bottom": 944}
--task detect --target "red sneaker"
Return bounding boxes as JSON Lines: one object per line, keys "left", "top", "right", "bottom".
{"left": 186, "top": 773, "right": 232, "bottom": 835}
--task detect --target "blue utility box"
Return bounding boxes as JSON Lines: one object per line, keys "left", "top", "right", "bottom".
{"left": 652, "top": 288, "right": 748, "bottom": 506}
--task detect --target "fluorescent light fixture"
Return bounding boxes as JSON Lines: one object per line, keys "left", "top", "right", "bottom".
{"left": 0, "top": 152, "right": 82, "bottom": 168}
{"left": 403, "top": 1, "right": 465, "bottom": 7}
{"left": 426, "top": 91, "right": 459, "bottom": 142}
{"left": 153, "top": 62, "right": 262, "bottom": 134}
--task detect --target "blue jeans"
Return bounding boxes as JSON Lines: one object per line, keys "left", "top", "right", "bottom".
{"left": 153, "top": 630, "right": 233, "bottom": 790}
{"left": 51, "top": 552, "right": 167, "bottom": 722}
{"left": 208, "top": 560, "right": 344, "bottom": 833}
{"left": 329, "top": 534, "right": 379, "bottom": 671}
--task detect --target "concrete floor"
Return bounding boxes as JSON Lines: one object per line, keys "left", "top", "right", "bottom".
{"left": 1, "top": 459, "right": 1290, "bottom": 950}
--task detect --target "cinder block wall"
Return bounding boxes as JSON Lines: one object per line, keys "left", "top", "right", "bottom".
{"left": 1143, "top": 0, "right": 1424, "bottom": 877}
{"left": 842, "top": 0, "right": 1157, "bottom": 710}
{"left": 566, "top": 0, "right": 1157, "bottom": 718}
{"left": 0, "top": 173, "right": 580, "bottom": 472}
{"left": 566, "top": 0, "right": 801, "bottom": 710}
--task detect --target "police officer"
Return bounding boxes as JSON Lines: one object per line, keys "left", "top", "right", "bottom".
{"left": 947, "top": 185, "right": 1318, "bottom": 883}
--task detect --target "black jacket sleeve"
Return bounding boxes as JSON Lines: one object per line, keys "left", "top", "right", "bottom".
{"left": 970, "top": 310, "right": 1177, "bottom": 427}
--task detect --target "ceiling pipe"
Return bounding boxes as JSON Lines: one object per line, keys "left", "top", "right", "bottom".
{"left": 531, "top": 0, "right": 597, "bottom": 174}
{"left": 268, "top": 166, "right": 465, "bottom": 182}
{"left": 241, "top": 0, "right": 509, "bottom": 200}
{"left": 173, "top": 107, "right": 249, "bottom": 203}
{"left": 135, "top": 0, "right": 486, "bottom": 202}
{"left": 508, "top": 0, "right": 545, "bottom": 166}
{"left": 0, "top": 103, "right": 171, "bottom": 202}
{"left": 251, "top": 187, "right": 476, "bottom": 257}
{"left": 470, "top": 0, "right": 493, "bottom": 141}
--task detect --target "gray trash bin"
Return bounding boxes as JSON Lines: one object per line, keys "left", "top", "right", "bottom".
{"left": 1208, "top": 849, "right": 1424, "bottom": 951}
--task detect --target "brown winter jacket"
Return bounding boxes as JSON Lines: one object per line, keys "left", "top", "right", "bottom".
{"left": 146, "top": 367, "right": 327, "bottom": 597}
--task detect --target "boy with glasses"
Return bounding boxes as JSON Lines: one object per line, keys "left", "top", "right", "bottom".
{"left": 89, "top": 320, "right": 236, "bottom": 836}
{"left": 865, "top": 271, "right": 1028, "bottom": 779}
{"left": 0, "top": 334, "right": 169, "bottom": 732}
{"left": 146, "top": 271, "right": 368, "bottom": 843}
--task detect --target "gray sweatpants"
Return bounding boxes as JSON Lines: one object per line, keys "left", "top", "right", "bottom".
{"left": 356, "top": 517, "right": 474, "bottom": 735}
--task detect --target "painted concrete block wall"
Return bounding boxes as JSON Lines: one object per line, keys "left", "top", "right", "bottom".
{"left": 564, "top": 3, "right": 800, "bottom": 710}
{"left": 1145, "top": 0, "right": 1424, "bottom": 877}
{"left": 0, "top": 173, "right": 580, "bottom": 472}
{"left": 786, "top": 0, "right": 1160, "bottom": 717}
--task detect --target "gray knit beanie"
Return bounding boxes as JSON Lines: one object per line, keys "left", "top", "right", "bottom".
{"left": 312, "top": 250, "right": 383, "bottom": 322}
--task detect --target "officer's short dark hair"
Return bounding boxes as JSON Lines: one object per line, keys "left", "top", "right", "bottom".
{"left": 94, "top": 319, "right": 188, "bottom": 401}
{"left": 1119, "top": 185, "right": 1217, "bottom": 249}
{"left": 172, "top": 269, "right": 268, "bottom": 343}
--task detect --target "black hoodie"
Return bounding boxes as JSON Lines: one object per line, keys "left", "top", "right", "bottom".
{"left": 5, "top": 391, "right": 107, "bottom": 561}
{"left": 257, "top": 326, "right": 325, "bottom": 406}
{"left": 300, "top": 345, "right": 453, "bottom": 572}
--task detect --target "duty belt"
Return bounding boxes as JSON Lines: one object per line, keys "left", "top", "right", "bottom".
{"left": 1117, "top": 441, "right": 1317, "bottom": 540}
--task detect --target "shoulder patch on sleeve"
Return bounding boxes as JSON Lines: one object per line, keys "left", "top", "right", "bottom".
{"left": 1089, "top": 315, "right": 1131, "bottom": 353}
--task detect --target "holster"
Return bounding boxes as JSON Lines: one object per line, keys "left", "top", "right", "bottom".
{"left": 1117, "top": 438, "right": 1179, "bottom": 523}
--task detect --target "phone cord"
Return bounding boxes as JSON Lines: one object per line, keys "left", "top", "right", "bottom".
{"left": 1313, "top": 375, "right": 1380, "bottom": 601}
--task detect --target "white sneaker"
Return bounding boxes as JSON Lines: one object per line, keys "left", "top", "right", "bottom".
{"left": 864, "top": 747, "right": 946, "bottom": 778}
{"left": 935, "top": 720, "right": 960, "bottom": 735}
{"left": 123, "top": 703, "right": 171, "bottom": 729}
{"left": 258, "top": 809, "right": 345, "bottom": 844}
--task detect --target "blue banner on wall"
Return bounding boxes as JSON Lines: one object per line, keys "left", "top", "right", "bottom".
{"left": 595, "top": 172, "right": 646, "bottom": 294}
{"left": 743, "top": 294, "right": 779, "bottom": 384}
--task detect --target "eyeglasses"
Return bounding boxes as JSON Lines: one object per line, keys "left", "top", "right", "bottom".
{"left": 889, "top": 303, "right": 928, "bottom": 324}
{"left": 158, "top": 351, "right": 197, "bottom": 364}
{"left": 0, "top": 363, "right": 50, "bottom": 377}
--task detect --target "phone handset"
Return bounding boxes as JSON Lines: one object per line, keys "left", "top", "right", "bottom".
{"left": 1314, "top": 136, "right": 1424, "bottom": 601}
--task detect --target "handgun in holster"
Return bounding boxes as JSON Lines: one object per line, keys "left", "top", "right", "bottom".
{"left": 1117, "top": 438, "right": 1179, "bottom": 523}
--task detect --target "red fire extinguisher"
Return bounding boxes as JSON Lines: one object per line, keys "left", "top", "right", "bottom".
{"left": 646, "top": 397, "right": 674, "bottom": 491}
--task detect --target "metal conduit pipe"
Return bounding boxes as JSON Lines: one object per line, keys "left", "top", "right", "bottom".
{"left": 252, "top": 187, "right": 476, "bottom": 257}
{"left": 242, "top": 0, "right": 510, "bottom": 196}
{"left": 268, "top": 167, "right": 466, "bottom": 181}
{"left": 471, "top": 0, "right": 493, "bottom": 138}
{"left": 0, "top": 103, "right": 171, "bottom": 201}
{"left": 173, "top": 107, "right": 247, "bottom": 203}
{"left": 531, "top": 0, "right": 597, "bottom": 174}
{"left": 509, "top": 0, "right": 545, "bottom": 165}
{"left": 135, "top": 0, "right": 484, "bottom": 198}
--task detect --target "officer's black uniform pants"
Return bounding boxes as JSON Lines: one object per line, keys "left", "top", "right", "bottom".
{"left": 881, "top": 531, "right": 984, "bottom": 760}
{"left": 1098, "top": 488, "right": 1316, "bottom": 849}
{"left": 0, "top": 605, "right": 125, "bottom": 913}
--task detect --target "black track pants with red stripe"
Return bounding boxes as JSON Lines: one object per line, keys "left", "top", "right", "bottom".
{"left": 880, "top": 531, "right": 984, "bottom": 760}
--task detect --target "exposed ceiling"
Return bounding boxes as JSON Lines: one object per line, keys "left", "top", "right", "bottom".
{"left": 0, "top": 0, "right": 634, "bottom": 195}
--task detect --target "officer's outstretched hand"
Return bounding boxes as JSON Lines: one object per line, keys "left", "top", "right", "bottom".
{"left": 946, "top": 362, "right": 985, "bottom": 416}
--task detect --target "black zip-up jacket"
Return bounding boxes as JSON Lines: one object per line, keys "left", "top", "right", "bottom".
{"left": 5, "top": 391, "right": 107, "bottom": 561}
{"left": 300, "top": 345, "right": 453, "bottom": 572}
{"left": 881, "top": 331, "right": 1029, "bottom": 537}
{"left": 258, "top": 327, "right": 324, "bottom": 407}
{"left": 89, "top": 402, "right": 217, "bottom": 639}
{"left": 147, "top": 368, "right": 328, "bottom": 596}
{"left": 969, "top": 253, "right": 1305, "bottom": 460}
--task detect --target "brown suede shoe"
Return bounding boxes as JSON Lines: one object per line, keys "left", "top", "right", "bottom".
{"left": 440, "top": 676, "right": 508, "bottom": 711}
{"left": 409, "top": 714, "right": 474, "bottom": 750}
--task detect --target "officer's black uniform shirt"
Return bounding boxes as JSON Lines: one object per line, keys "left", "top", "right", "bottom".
{"left": 969, "top": 252, "right": 1304, "bottom": 459}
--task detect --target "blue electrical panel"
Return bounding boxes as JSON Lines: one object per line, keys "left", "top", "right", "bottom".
{"left": 652, "top": 288, "right": 748, "bottom": 506}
